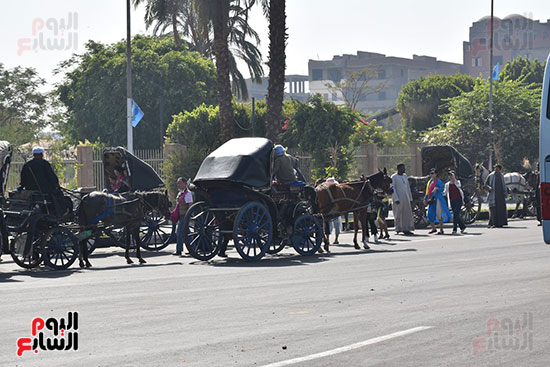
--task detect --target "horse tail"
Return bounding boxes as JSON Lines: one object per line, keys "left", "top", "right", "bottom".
{"left": 77, "top": 195, "right": 89, "bottom": 227}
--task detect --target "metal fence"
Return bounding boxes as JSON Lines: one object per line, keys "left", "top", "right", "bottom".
{"left": 92, "top": 148, "right": 164, "bottom": 190}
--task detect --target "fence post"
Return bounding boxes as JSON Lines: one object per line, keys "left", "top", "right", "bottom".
{"left": 410, "top": 142, "right": 423, "bottom": 176}
{"left": 77, "top": 145, "right": 94, "bottom": 188}
{"left": 365, "top": 143, "right": 378, "bottom": 175}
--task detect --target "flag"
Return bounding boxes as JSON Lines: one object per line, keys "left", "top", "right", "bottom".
{"left": 132, "top": 99, "right": 144, "bottom": 127}
{"left": 492, "top": 62, "right": 500, "bottom": 81}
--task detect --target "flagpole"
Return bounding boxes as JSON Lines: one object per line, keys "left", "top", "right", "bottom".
{"left": 126, "top": 0, "right": 134, "bottom": 153}
{"left": 488, "top": 0, "right": 494, "bottom": 170}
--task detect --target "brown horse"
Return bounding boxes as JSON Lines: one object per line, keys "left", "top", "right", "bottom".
{"left": 315, "top": 170, "right": 391, "bottom": 253}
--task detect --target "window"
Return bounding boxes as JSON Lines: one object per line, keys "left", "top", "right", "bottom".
{"left": 328, "top": 68, "right": 342, "bottom": 82}
{"left": 479, "top": 38, "right": 486, "bottom": 45}
{"left": 400, "top": 69, "right": 405, "bottom": 78}
{"left": 378, "top": 92, "right": 386, "bottom": 100}
{"left": 544, "top": 32, "right": 549, "bottom": 40}
{"left": 493, "top": 55, "right": 503, "bottom": 66}
{"left": 311, "top": 69, "right": 323, "bottom": 81}
{"left": 472, "top": 57, "right": 482, "bottom": 67}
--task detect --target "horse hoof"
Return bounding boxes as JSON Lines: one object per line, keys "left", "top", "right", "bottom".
{"left": 323, "top": 244, "right": 330, "bottom": 253}
{"left": 139, "top": 258, "right": 147, "bottom": 264}
{"left": 79, "top": 262, "right": 85, "bottom": 268}
{"left": 354, "top": 244, "right": 360, "bottom": 250}
{"left": 363, "top": 244, "right": 370, "bottom": 250}
{"left": 318, "top": 247, "right": 324, "bottom": 253}
{"left": 127, "top": 259, "right": 133, "bottom": 264}
{"left": 86, "top": 262, "right": 92, "bottom": 268}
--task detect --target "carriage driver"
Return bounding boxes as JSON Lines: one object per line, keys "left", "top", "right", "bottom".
{"left": 18, "top": 146, "right": 66, "bottom": 215}
{"left": 273, "top": 144, "right": 299, "bottom": 184}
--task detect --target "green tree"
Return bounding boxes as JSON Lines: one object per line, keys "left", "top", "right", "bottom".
{"left": 55, "top": 36, "right": 216, "bottom": 149}
{"left": 501, "top": 56, "right": 545, "bottom": 85}
{"left": 0, "top": 64, "right": 48, "bottom": 146}
{"left": 397, "top": 74, "right": 475, "bottom": 132}
{"left": 281, "top": 94, "right": 356, "bottom": 179}
{"left": 423, "top": 79, "right": 540, "bottom": 171}
{"left": 134, "top": 0, "right": 263, "bottom": 100}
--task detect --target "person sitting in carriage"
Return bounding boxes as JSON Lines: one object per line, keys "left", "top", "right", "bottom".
{"left": 110, "top": 166, "right": 130, "bottom": 193}
{"left": 272, "top": 144, "right": 299, "bottom": 184}
{"left": 18, "top": 146, "right": 67, "bottom": 215}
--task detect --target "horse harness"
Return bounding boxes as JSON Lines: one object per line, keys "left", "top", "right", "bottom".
{"left": 318, "top": 179, "right": 373, "bottom": 213}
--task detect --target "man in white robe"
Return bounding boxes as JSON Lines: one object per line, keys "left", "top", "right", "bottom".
{"left": 391, "top": 164, "right": 415, "bottom": 234}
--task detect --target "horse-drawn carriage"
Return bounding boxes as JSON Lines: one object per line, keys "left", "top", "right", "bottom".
{"left": 84, "top": 147, "right": 173, "bottom": 253}
{"left": 183, "top": 138, "right": 323, "bottom": 261}
{"left": 408, "top": 145, "right": 480, "bottom": 228}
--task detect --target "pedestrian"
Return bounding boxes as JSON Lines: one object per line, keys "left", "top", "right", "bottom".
{"left": 391, "top": 163, "right": 415, "bottom": 235}
{"left": 445, "top": 171, "right": 466, "bottom": 234}
{"left": 172, "top": 177, "right": 193, "bottom": 256}
{"left": 325, "top": 177, "right": 341, "bottom": 244}
{"left": 486, "top": 164, "right": 508, "bottom": 228}
{"left": 535, "top": 162, "right": 541, "bottom": 226}
{"left": 365, "top": 200, "right": 379, "bottom": 244}
{"left": 375, "top": 189, "right": 391, "bottom": 239}
{"left": 425, "top": 169, "right": 452, "bottom": 234}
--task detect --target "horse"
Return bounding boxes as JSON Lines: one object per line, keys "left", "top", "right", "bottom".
{"left": 77, "top": 191, "right": 170, "bottom": 267}
{"left": 351, "top": 169, "right": 393, "bottom": 250}
{"left": 315, "top": 170, "right": 391, "bottom": 253}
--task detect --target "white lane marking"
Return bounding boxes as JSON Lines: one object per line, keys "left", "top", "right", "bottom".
{"left": 260, "top": 326, "right": 433, "bottom": 367}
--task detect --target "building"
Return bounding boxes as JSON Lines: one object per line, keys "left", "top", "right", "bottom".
{"left": 463, "top": 14, "right": 550, "bottom": 77}
{"left": 241, "top": 75, "right": 309, "bottom": 103}
{"left": 308, "top": 52, "right": 463, "bottom": 115}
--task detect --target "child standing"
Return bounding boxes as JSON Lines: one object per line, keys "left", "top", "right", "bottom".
{"left": 375, "top": 189, "right": 390, "bottom": 239}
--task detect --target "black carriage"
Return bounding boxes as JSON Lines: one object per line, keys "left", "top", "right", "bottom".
{"left": 1, "top": 142, "right": 81, "bottom": 270}
{"left": 408, "top": 145, "right": 479, "bottom": 227}
{"left": 85, "top": 147, "right": 174, "bottom": 253}
{"left": 1, "top": 141, "right": 13, "bottom": 256}
{"left": 183, "top": 138, "right": 322, "bottom": 261}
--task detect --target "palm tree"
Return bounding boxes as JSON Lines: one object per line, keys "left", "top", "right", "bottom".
{"left": 193, "top": 0, "right": 235, "bottom": 141}
{"left": 264, "top": 0, "right": 286, "bottom": 142}
{"left": 133, "top": 0, "right": 184, "bottom": 47}
{"left": 134, "top": 0, "right": 263, "bottom": 100}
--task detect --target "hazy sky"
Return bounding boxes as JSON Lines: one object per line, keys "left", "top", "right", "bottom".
{"left": 1, "top": 0, "right": 548, "bottom": 88}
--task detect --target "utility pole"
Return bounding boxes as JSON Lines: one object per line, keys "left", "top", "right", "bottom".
{"left": 126, "top": 0, "right": 134, "bottom": 153}
{"left": 488, "top": 0, "right": 494, "bottom": 170}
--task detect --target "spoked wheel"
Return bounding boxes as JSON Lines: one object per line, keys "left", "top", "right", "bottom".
{"left": 233, "top": 202, "right": 272, "bottom": 261}
{"left": 412, "top": 202, "right": 428, "bottom": 229}
{"left": 10, "top": 232, "right": 43, "bottom": 269}
{"left": 266, "top": 237, "right": 286, "bottom": 255}
{"left": 183, "top": 202, "right": 223, "bottom": 261}
{"left": 292, "top": 215, "right": 323, "bottom": 255}
{"left": 139, "top": 210, "right": 174, "bottom": 251}
{"left": 42, "top": 227, "right": 79, "bottom": 270}
{"left": 461, "top": 192, "right": 481, "bottom": 224}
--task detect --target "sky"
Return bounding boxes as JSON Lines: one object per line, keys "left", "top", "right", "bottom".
{"left": 0, "top": 0, "right": 548, "bottom": 89}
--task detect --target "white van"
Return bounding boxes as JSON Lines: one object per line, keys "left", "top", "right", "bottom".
{"left": 539, "top": 53, "right": 550, "bottom": 243}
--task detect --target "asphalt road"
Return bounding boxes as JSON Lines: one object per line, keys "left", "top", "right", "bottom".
{"left": 1, "top": 219, "right": 549, "bottom": 366}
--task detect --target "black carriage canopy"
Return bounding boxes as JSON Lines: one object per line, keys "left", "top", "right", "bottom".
{"left": 103, "top": 147, "right": 164, "bottom": 191}
{"left": 193, "top": 137, "right": 274, "bottom": 188}
{"left": 421, "top": 145, "right": 474, "bottom": 180}
{"left": 0, "top": 140, "right": 12, "bottom": 195}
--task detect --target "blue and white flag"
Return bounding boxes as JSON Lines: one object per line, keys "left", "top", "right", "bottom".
{"left": 132, "top": 99, "right": 144, "bottom": 127}
{"left": 492, "top": 62, "right": 500, "bottom": 81}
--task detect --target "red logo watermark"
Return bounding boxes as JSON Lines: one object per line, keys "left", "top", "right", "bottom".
{"left": 472, "top": 312, "right": 533, "bottom": 355}
{"left": 17, "top": 12, "right": 78, "bottom": 56}
{"left": 16, "top": 312, "right": 79, "bottom": 357}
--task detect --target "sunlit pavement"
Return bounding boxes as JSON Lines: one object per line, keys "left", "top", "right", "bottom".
{"left": 1, "top": 218, "right": 548, "bottom": 366}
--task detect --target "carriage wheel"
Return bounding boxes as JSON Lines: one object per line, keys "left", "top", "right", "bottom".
{"left": 266, "top": 238, "right": 286, "bottom": 255}
{"left": 10, "top": 233, "right": 43, "bottom": 269}
{"left": 139, "top": 210, "right": 174, "bottom": 251}
{"left": 412, "top": 202, "right": 428, "bottom": 229}
{"left": 462, "top": 192, "right": 482, "bottom": 224}
{"left": 184, "top": 202, "right": 222, "bottom": 261}
{"left": 292, "top": 215, "right": 323, "bottom": 256}
{"left": 42, "top": 227, "right": 79, "bottom": 270}
{"left": 233, "top": 202, "right": 272, "bottom": 261}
